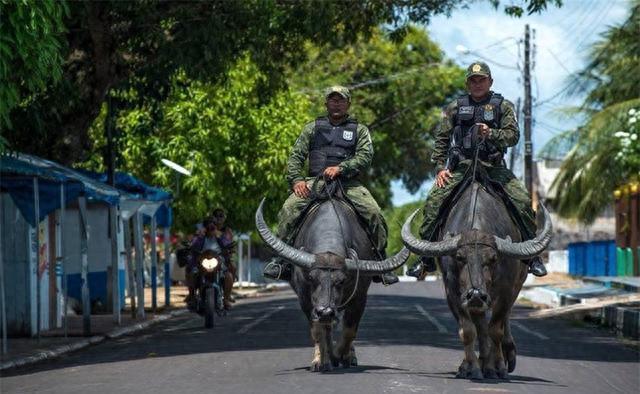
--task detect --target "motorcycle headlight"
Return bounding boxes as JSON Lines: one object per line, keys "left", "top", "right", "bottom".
{"left": 201, "top": 257, "right": 219, "bottom": 272}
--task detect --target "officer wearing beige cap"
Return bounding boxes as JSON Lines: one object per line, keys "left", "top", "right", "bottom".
{"left": 263, "top": 85, "right": 397, "bottom": 284}
{"left": 407, "top": 61, "right": 548, "bottom": 278}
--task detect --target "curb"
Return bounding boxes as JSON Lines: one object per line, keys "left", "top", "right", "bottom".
{"left": 0, "top": 309, "right": 189, "bottom": 372}
{"left": 602, "top": 303, "right": 640, "bottom": 340}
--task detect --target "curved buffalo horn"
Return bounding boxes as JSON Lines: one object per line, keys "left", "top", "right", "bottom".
{"left": 400, "top": 209, "right": 461, "bottom": 256}
{"left": 255, "top": 198, "right": 315, "bottom": 269}
{"left": 345, "top": 247, "right": 411, "bottom": 273}
{"left": 494, "top": 202, "right": 553, "bottom": 259}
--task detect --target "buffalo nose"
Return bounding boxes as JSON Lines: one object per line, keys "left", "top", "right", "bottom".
{"left": 464, "top": 288, "right": 490, "bottom": 306}
{"left": 314, "top": 306, "right": 336, "bottom": 321}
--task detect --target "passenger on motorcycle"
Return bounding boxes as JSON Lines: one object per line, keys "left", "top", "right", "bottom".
{"left": 210, "top": 208, "right": 237, "bottom": 305}
{"left": 186, "top": 216, "right": 235, "bottom": 310}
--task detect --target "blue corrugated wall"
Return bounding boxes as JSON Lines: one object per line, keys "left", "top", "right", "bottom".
{"left": 568, "top": 240, "right": 617, "bottom": 276}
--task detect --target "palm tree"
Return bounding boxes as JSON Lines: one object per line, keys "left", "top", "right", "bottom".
{"left": 543, "top": 1, "right": 640, "bottom": 224}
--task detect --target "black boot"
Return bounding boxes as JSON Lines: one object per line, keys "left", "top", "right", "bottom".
{"left": 407, "top": 257, "right": 437, "bottom": 278}
{"left": 263, "top": 258, "right": 292, "bottom": 280}
{"left": 528, "top": 256, "right": 547, "bottom": 277}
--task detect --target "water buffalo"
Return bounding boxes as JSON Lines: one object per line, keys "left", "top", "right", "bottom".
{"left": 401, "top": 181, "right": 552, "bottom": 380}
{"left": 256, "top": 197, "right": 409, "bottom": 372}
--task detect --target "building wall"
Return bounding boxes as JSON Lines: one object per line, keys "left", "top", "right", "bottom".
{"left": 63, "top": 203, "right": 125, "bottom": 309}
{"left": 1, "top": 193, "right": 33, "bottom": 335}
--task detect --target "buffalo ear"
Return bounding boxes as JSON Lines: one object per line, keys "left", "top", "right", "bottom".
{"left": 444, "top": 232, "right": 456, "bottom": 240}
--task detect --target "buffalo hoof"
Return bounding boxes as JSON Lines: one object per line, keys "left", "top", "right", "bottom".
{"left": 338, "top": 354, "right": 357, "bottom": 368}
{"left": 483, "top": 368, "right": 498, "bottom": 380}
{"left": 497, "top": 367, "right": 509, "bottom": 380}
{"left": 470, "top": 368, "right": 484, "bottom": 380}
{"left": 310, "top": 360, "right": 332, "bottom": 373}
{"left": 503, "top": 341, "right": 517, "bottom": 373}
{"left": 456, "top": 361, "right": 479, "bottom": 379}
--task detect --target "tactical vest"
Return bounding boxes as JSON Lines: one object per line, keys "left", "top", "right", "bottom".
{"left": 308, "top": 117, "right": 358, "bottom": 177}
{"left": 449, "top": 92, "right": 505, "bottom": 167}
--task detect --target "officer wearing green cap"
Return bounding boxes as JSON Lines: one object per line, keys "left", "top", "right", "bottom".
{"left": 263, "top": 85, "right": 398, "bottom": 284}
{"left": 407, "top": 61, "right": 547, "bottom": 278}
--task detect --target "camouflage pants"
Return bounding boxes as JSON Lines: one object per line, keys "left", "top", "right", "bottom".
{"left": 419, "top": 161, "right": 536, "bottom": 240}
{"left": 277, "top": 179, "right": 388, "bottom": 254}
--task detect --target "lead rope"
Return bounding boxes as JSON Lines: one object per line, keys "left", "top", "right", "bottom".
{"left": 466, "top": 129, "right": 484, "bottom": 290}
{"left": 322, "top": 175, "right": 360, "bottom": 311}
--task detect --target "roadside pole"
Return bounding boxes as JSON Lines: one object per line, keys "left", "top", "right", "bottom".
{"left": 150, "top": 216, "right": 158, "bottom": 313}
{"left": 33, "top": 178, "right": 41, "bottom": 340}
{"left": 163, "top": 226, "right": 171, "bottom": 306}
{"left": 133, "top": 212, "right": 145, "bottom": 319}
{"left": 523, "top": 24, "right": 533, "bottom": 197}
{"left": 78, "top": 195, "right": 91, "bottom": 336}
{"left": 110, "top": 205, "right": 121, "bottom": 325}
{"left": 123, "top": 220, "right": 137, "bottom": 319}
{"left": 59, "top": 184, "right": 68, "bottom": 338}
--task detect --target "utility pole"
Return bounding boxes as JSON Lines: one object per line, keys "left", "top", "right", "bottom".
{"left": 523, "top": 24, "right": 533, "bottom": 196}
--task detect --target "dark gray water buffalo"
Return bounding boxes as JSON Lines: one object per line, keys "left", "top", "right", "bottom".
{"left": 256, "top": 198, "right": 409, "bottom": 372}
{"left": 401, "top": 182, "right": 552, "bottom": 380}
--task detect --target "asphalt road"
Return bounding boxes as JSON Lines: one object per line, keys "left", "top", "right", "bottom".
{"left": 1, "top": 282, "right": 638, "bottom": 394}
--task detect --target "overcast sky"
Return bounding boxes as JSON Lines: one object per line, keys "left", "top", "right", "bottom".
{"left": 390, "top": 0, "right": 631, "bottom": 206}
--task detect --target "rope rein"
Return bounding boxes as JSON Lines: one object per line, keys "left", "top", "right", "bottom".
{"left": 322, "top": 175, "right": 360, "bottom": 311}
{"left": 467, "top": 129, "right": 484, "bottom": 290}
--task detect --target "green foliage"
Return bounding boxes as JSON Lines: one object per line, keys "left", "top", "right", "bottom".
{"left": 0, "top": 0, "right": 67, "bottom": 130}
{"left": 105, "top": 57, "right": 311, "bottom": 231}
{"left": 290, "top": 26, "right": 465, "bottom": 208}
{"left": 546, "top": 1, "right": 640, "bottom": 223}
{"left": 551, "top": 100, "right": 640, "bottom": 223}
{"left": 384, "top": 200, "right": 424, "bottom": 269}
{"left": 3, "top": 0, "right": 559, "bottom": 165}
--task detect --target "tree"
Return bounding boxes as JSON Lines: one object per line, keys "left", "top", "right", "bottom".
{"left": 0, "top": 0, "right": 67, "bottom": 129}
{"left": 3, "top": 0, "right": 560, "bottom": 165}
{"left": 89, "top": 25, "right": 463, "bottom": 232}
{"left": 289, "top": 26, "right": 464, "bottom": 208}
{"left": 93, "top": 57, "right": 311, "bottom": 231}
{"left": 543, "top": 1, "right": 639, "bottom": 223}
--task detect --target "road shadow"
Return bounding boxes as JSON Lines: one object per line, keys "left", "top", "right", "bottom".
{"left": 275, "top": 364, "right": 407, "bottom": 376}
{"left": 2, "top": 283, "right": 638, "bottom": 378}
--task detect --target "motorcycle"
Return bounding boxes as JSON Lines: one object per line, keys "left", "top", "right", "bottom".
{"left": 194, "top": 249, "right": 227, "bottom": 328}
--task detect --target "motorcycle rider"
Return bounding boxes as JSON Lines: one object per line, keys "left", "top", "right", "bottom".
{"left": 186, "top": 217, "right": 235, "bottom": 310}
{"left": 210, "top": 208, "right": 237, "bottom": 304}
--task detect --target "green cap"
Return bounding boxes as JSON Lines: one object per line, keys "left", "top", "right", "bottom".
{"left": 466, "top": 61, "right": 491, "bottom": 79}
{"left": 324, "top": 85, "right": 351, "bottom": 101}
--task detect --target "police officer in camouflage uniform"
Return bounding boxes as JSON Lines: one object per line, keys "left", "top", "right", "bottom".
{"left": 263, "top": 85, "right": 398, "bottom": 284}
{"left": 407, "top": 61, "right": 547, "bottom": 278}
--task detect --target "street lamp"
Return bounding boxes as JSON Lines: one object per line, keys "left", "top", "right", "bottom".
{"left": 161, "top": 158, "right": 191, "bottom": 197}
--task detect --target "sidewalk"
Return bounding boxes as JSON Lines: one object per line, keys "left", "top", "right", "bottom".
{"left": 0, "top": 284, "right": 288, "bottom": 372}
{"left": 519, "top": 273, "right": 640, "bottom": 340}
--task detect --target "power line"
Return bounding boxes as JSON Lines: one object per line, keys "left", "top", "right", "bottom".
{"left": 546, "top": 47, "right": 572, "bottom": 75}
{"left": 295, "top": 62, "right": 444, "bottom": 95}
{"left": 575, "top": 1, "right": 615, "bottom": 52}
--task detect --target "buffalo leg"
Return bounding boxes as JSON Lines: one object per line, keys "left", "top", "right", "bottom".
{"left": 335, "top": 297, "right": 366, "bottom": 368}
{"left": 310, "top": 323, "right": 333, "bottom": 372}
{"left": 457, "top": 316, "right": 483, "bottom": 380}
{"left": 471, "top": 313, "right": 494, "bottom": 378}
{"left": 502, "top": 317, "right": 517, "bottom": 373}
{"left": 488, "top": 313, "right": 509, "bottom": 379}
